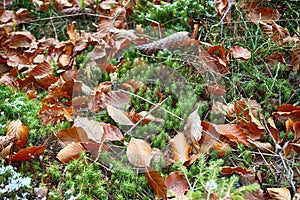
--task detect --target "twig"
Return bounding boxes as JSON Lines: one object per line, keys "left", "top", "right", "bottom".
{"left": 220, "top": 0, "right": 235, "bottom": 38}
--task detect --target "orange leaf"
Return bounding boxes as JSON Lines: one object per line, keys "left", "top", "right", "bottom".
{"left": 165, "top": 172, "right": 189, "bottom": 197}
{"left": 56, "top": 142, "right": 85, "bottom": 163}
{"left": 6, "top": 119, "right": 29, "bottom": 147}
{"left": 145, "top": 166, "right": 167, "bottom": 200}
{"left": 126, "top": 138, "right": 153, "bottom": 167}
{"left": 10, "top": 145, "right": 46, "bottom": 163}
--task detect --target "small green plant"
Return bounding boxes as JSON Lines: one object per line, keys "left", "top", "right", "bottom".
{"left": 173, "top": 155, "right": 260, "bottom": 199}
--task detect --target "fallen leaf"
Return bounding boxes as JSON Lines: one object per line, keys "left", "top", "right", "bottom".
{"left": 6, "top": 119, "right": 29, "bottom": 148}
{"left": 293, "top": 122, "right": 300, "bottom": 142}
{"left": 73, "top": 117, "right": 104, "bottom": 143}
{"left": 106, "top": 104, "right": 134, "bottom": 125}
{"left": 230, "top": 46, "right": 251, "bottom": 61}
{"left": 267, "top": 117, "right": 280, "bottom": 143}
{"left": 266, "top": 188, "right": 291, "bottom": 200}
{"left": 165, "top": 171, "right": 189, "bottom": 197}
{"left": 221, "top": 166, "right": 253, "bottom": 175}
{"left": 10, "top": 145, "right": 46, "bottom": 163}
{"left": 184, "top": 108, "right": 203, "bottom": 142}
{"left": 0, "top": 136, "right": 17, "bottom": 152}
{"left": 56, "top": 142, "right": 85, "bottom": 163}
{"left": 169, "top": 132, "right": 192, "bottom": 163}
{"left": 145, "top": 166, "right": 167, "bottom": 200}
{"left": 126, "top": 137, "right": 153, "bottom": 167}
{"left": 247, "top": 5, "right": 280, "bottom": 24}
{"left": 292, "top": 48, "right": 300, "bottom": 72}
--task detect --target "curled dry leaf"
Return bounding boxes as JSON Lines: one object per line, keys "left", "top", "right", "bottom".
{"left": 119, "top": 79, "right": 147, "bottom": 93}
{"left": 292, "top": 48, "right": 300, "bottom": 72}
{"left": 0, "top": 136, "right": 17, "bottom": 152}
{"left": 164, "top": 171, "right": 189, "bottom": 197}
{"left": 56, "top": 142, "right": 85, "bottom": 163}
{"left": 247, "top": 4, "right": 280, "bottom": 24}
{"left": 267, "top": 117, "right": 280, "bottom": 143}
{"left": 293, "top": 121, "right": 300, "bottom": 142}
{"left": 213, "top": 141, "right": 230, "bottom": 157}
{"left": 73, "top": 117, "right": 104, "bottom": 143}
{"left": 126, "top": 137, "right": 153, "bottom": 167}
{"left": 145, "top": 166, "right": 167, "bottom": 200}
{"left": 10, "top": 144, "right": 46, "bottom": 163}
{"left": 221, "top": 166, "right": 253, "bottom": 176}
{"left": 169, "top": 132, "right": 192, "bottom": 163}
{"left": 38, "top": 103, "right": 73, "bottom": 125}
{"left": 106, "top": 104, "right": 134, "bottom": 125}
{"left": 129, "top": 109, "right": 164, "bottom": 125}
{"left": 6, "top": 119, "right": 29, "bottom": 148}
{"left": 266, "top": 188, "right": 291, "bottom": 200}
{"left": 273, "top": 104, "right": 300, "bottom": 121}
{"left": 248, "top": 140, "right": 274, "bottom": 153}
{"left": 230, "top": 46, "right": 251, "bottom": 61}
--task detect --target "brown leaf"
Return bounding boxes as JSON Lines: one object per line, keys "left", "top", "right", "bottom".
{"left": 6, "top": 31, "right": 36, "bottom": 49}
{"left": 169, "top": 132, "right": 192, "bottom": 163}
{"left": 271, "top": 21, "right": 290, "bottom": 42}
{"left": 56, "top": 142, "right": 85, "bottom": 163}
{"left": 0, "top": 10, "right": 15, "bottom": 23}
{"left": 106, "top": 104, "right": 134, "bottom": 125}
{"left": 10, "top": 145, "right": 46, "bottom": 163}
{"left": 56, "top": 126, "right": 88, "bottom": 145}
{"left": 104, "top": 91, "right": 131, "bottom": 110}
{"left": 73, "top": 117, "right": 104, "bottom": 143}
{"left": 145, "top": 166, "right": 167, "bottom": 200}
{"left": 165, "top": 172, "right": 189, "bottom": 197}
{"left": 247, "top": 5, "right": 280, "bottom": 24}
{"left": 184, "top": 108, "right": 203, "bottom": 142}
{"left": 293, "top": 121, "right": 300, "bottom": 142}
{"left": 213, "top": 141, "right": 230, "bottom": 157}
{"left": 267, "top": 117, "right": 280, "bottom": 143}
{"left": 100, "top": 0, "right": 118, "bottom": 10}
{"left": 67, "top": 22, "right": 79, "bottom": 44}
{"left": 126, "top": 138, "right": 153, "bottom": 167}
{"left": 0, "top": 136, "right": 17, "bottom": 152}
{"left": 38, "top": 104, "right": 73, "bottom": 125}
{"left": 119, "top": 79, "right": 147, "bottom": 93}
{"left": 6, "top": 120, "right": 29, "bottom": 148}
{"left": 230, "top": 46, "right": 251, "bottom": 61}
{"left": 215, "top": 0, "right": 231, "bottom": 23}
{"left": 266, "top": 188, "right": 291, "bottom": 200}
{"left": 221, "top": 166, "right": 253, "bottom": 175}
{"left": 249, "top": 140, "right": 274, "bottom": 153}
{"left": 265, "top": 52, "right": 286, "bottom": 66}
{"left": 100, "top": 122, "right": 124, "bottom": 142}
{"left": 207, "top": 84, "right": 226, "bottom": 96}
{"left": 129, "top": 109, "right": 163, "bottom": 125}
{"left": 291, "top": 48, "right": 300, "bottom": 72}
{"left": 216, "top": 124, "right": 252, "bottom": 147}
{"left": 273, "top": 104, "right": 300, "bottom": 121}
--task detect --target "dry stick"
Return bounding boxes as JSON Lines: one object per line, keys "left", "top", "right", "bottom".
{"left": 120, "top": 89, "right": 184, "bottom": 121}
{"left": 220, "top": 0, "right": 235, "bottom": 38}
{"left": 145, "top": 18, "right": 162, "bottom": 39}
{"left": 280, "top": 143, "right": 296, "bottom": 193}
{"left": 124, "top": 97, "right": 169, "bottom": 136}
